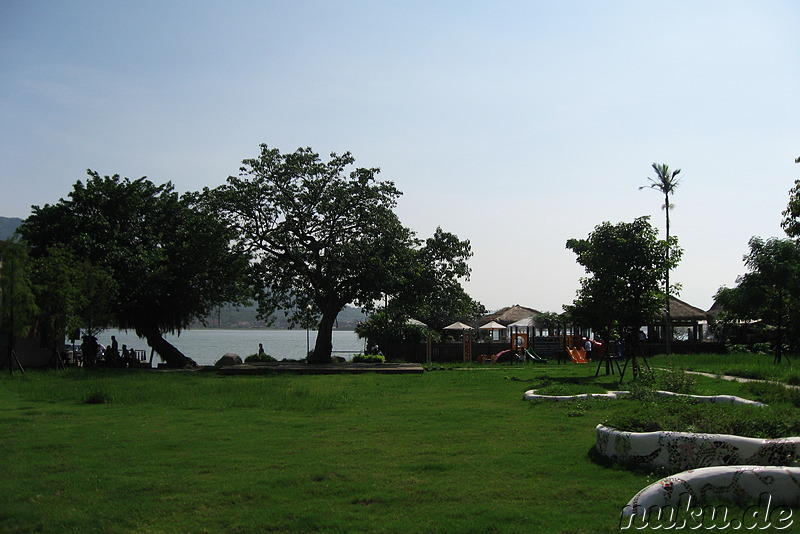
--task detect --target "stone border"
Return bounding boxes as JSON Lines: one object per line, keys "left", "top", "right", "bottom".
{"left": 596, "top": 424, "right": 800, "bottom": 472}
{"left": 522, "top": 389, "right": 765, "bottom": 406}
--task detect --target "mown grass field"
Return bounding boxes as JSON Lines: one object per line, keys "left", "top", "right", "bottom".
{"left": 2, "top": 354, "right": 800, "bottom": 533}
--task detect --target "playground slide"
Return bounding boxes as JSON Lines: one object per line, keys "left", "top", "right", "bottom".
{"left": 492, "top": 349, "right": 514, "bottom": 363}
{"left": 525, "top": 349, "right": 547, "bottom": 363}
{"left": 567, "top": 347, "right": 589, "bottom": 364}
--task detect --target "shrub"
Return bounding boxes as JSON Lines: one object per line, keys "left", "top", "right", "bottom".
{"left": 657, "top": 365, "right": 695, "bottom": 394}
{"left": 244, "top": 353, "right": 277, "bottom": 363}
{"left": 352, "top": 354, "right": 385, "bottom": 364}
{"left": 726, "top": 343, "right": 752, "bottom": 354}
{"left": 626, "top": 367, "right": 657, "bottom": 401}
{"left": 751, "top": 342, "right": 772, "bottom": 354}
{"left": 605, "top": 401, "right": 800, "bottom": 438}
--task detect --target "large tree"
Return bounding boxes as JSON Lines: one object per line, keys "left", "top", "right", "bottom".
{"left": 381, "top": 227, "right": 482, "bottom": 330}
{"left": 715, "top": 237, "right": 800, "bottom": 363}
{"left": 18, "top": 171, "right": 250, "bottom": 367}
{"left": 209, "top": 145, "right": 474, "bottom": 364}
{"left": 566, "top": 216, "right": 682, "bottom": 357}
{"left": 355, "top": 228, "right": 482, "bottom": 348}
{"left": 640, "top": 162, "right": 682, "bottom": 354}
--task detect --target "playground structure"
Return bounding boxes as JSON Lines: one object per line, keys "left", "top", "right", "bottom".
{"left": 476, "top": 348, "right": 547, "bottom": 364}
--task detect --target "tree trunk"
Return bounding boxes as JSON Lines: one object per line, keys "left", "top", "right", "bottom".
{"left": 140, "top": 326, "right": 197, "bottom": 368}
{"left": 665, "top": 192, "right": 672, "bottom": 356}
{"left": 309, "top": 307, "right": 338, "bottom": 364}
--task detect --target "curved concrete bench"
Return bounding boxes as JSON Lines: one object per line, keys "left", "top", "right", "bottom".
{"left": 523, "top": 389, "right": 765, "bottom": 406}
{"left": 522, "top": 390, "right": 628, "bottom": 401}
{"left": 596, "top": 424, "right": 800, "bottom": 472}
{"left": 621, "top": 466, "right": 800, "bottom": 523}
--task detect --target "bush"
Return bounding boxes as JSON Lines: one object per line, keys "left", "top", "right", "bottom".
{"left": 626, "top": 367, "right": 657, "bottom": 401}
{"left": 244, "top": 353, "right": 277, "bottom": 363}
{"left": 658, "top": 365, "right": 695, "bottom": 394}
{"left": 605, "top": 401, "right": 800, "bottom": 438}
{"left": 726, "top": 343, "right": 752, "bottom": 354}
{"left": 352, "top": 354, "right": 385, "bottom": 364}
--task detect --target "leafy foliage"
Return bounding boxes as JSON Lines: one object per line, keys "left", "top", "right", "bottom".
{"left": 0, "top": 238, "right": 39, "bottom": 340}
{"left": 210, "top": 146, "right": 412, "bottom": 363}
{"left": 352, "top": 353, "right": 385, "bottom": 363}
{"left": 780, "top": 156, "right": 800, "bottom": 237}
{"left": 31, "top": 244, "right": 116, "bottom": 345}
{"left": 565, "top": 216, "right": 682, "bottom": 343}
{"left": 18, "top": 171, "right": 249, "bottom": 366}
{"left": 354, "top": 310, "right": 432, "bottom": 347}
{"left": 210, "top": 145, "right": 475, "bottom": 363}
{"left": 715, "top": 237, "right": 800, "bottom": 361}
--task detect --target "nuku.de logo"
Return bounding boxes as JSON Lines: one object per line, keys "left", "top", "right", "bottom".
{"left": 619, "top": 493, "right": 794, "bottom": 530}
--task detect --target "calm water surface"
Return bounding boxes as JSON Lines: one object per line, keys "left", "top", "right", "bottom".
{"left": 93, "top": 329, "right": 364, "bottom": 366}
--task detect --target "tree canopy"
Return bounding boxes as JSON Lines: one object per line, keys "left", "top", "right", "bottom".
{"left": 18, "top": 171, "right": 249, "bottom": 367}
{"left": 719, "top": 157, "right": 800, "bottom": 362}
{"left": 209, "top": 145, "right": 476, "bottom": 363}
{"left": 781, "top": 156, "right": 800, "bottom": 238}
{"left": 715, "top": 237, "right": 800, "bottom": 362}
{"left": 566, "top": 216, "right": 682, "bottom": 344}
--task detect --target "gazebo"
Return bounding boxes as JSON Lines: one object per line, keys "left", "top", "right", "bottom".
{"left": 646, "top": 296, "right": 710, "bottom": 343}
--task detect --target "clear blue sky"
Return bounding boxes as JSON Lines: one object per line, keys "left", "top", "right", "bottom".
{"left": 2, "top": 1, "right": 798, "bottom": 313}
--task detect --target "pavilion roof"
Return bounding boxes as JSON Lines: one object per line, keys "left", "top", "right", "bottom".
{"left": 476, "top": 304, "right": 540, "bottom": 327}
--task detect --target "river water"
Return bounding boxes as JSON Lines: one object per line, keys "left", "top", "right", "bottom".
{"left": 90, "top": 329, "right": 364, "bottom": 366}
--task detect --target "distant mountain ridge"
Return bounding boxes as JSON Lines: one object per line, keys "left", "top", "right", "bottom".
{"left": 0, "top": 217, "right": 23, "bottom": 239}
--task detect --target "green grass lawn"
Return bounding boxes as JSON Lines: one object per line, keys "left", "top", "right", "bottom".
{"left": 2, "top": 361, "right": 799, "bottom": 533}
{"left": 659, "top": 351, "right": 800, "bottom": 383}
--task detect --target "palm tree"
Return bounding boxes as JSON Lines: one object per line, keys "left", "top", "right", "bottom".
{"left": 640, "top": 163, "right": 681, "bottom": 354}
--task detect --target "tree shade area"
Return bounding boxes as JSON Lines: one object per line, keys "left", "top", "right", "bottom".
{"left": 17, "top": 171, "right": 250, "bottom": 367}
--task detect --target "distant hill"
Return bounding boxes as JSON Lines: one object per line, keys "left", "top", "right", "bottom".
{"left": 0, "top": 217, "right": 23, "bottom": 239}
{"left": 195, "top": 303, "right": 367, "bottom": 330}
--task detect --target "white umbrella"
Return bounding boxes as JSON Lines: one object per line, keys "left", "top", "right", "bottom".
{"left": 479, "top": 320, "right": 506, "bottom": 342}
{"left": 406, "top": 318, "right": 428, "bottom": 328}
{"left": 444, "top": 321, "right": 473, "bottom": 330}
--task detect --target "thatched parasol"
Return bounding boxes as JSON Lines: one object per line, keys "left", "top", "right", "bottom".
{"left": 443, "top": 321, "right": 473, "bottom": 330}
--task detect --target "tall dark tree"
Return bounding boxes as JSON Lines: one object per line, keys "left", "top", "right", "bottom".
{"left": 18, "top": 171, "right": 250, "bottom": 367}
{"left": 640, "top": 162, "right": 682, "bottom": 354}
{"left": 210, "top": 145, "right": 419, "bottom": 364}
{"left": 211, "top": 146, "right": 476, "bottom": 363}
{"left": 566, "top": 216, "right": 682, "bottom": 371}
